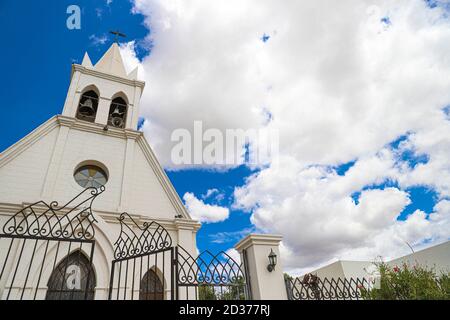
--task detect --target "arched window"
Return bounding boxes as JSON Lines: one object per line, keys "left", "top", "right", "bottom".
{"left": 108, "top": 97, "right": 127, "bottom": 128}
{"left": 140, "top": 269, "right": 164, "bottom": 300}
{"left": 46, "top": 251, "right": 96, "bottom": 300}
{"left": 76, "top": 90, "right": 99, "bottom": 123}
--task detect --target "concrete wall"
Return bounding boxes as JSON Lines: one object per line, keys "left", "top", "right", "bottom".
{"left": 388, "top": 241, "right": 450, "bottom": 275}
{"left": 300, "top": 241, "right": 450, "bottom": 279}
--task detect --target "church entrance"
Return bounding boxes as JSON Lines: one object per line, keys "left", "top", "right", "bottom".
{"left": 46, "top": 250, "right": 96, "bottom": 300}
{"left": 139, "top": 269, "right": 164, "bottom": 300}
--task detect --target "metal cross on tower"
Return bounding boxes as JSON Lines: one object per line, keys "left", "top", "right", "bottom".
{"left": 109, "top": 30, "right": 126, "bottom": 43}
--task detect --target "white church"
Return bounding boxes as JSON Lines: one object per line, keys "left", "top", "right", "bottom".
{"left": 0, "top": 43, "right": 204, "bottom": 300}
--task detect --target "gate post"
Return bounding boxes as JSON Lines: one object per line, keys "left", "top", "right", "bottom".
{"left": 235, "top": 234, "right": 287, "bottom": 300}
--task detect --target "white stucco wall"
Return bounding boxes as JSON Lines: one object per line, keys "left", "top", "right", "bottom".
{"left": 130, "top": 143, "right": 177, "bottom": 217}
{"left": 0, "top": 124, "right": 59, "bottom": 204}
{"left": 388, "top": 241, "right": 450, "bottom": 275}
{"left": 301, "top": 241, "right": 450, "bottom": 279}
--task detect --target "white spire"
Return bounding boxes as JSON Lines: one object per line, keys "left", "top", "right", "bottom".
{"left": 81, "top": 52, "right": 93, "bottom": 67}
{"left": 93, "top": 43, "right": 127, "bottom": 77}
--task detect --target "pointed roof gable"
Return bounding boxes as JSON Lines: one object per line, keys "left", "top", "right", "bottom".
{"left": 93, "top": 43, "right": 127, "bottom": 77}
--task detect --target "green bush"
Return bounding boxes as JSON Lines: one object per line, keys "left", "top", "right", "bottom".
{"left": 362, "top": 262, "right": 450, "bottom": 300}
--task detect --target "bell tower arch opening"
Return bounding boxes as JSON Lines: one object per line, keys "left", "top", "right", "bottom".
{"left": 108, "top": 96, "right": 127, "bottom": 129}
{"left": 76, "top": 90, "right": 99, "bottom": 123}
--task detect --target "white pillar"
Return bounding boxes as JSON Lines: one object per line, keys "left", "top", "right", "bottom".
{"left": 62, "top": 69, "right": 81, "bottom": 117}
{"left": 235, "top": 234, "right": 287, "bottom": 300}
{"left": 95, "top": 97, "right": 111, "bottom": 126}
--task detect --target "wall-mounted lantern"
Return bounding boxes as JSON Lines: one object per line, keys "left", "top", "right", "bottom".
{"left": 267, "top": 249, "right": 277, "bottom": 272}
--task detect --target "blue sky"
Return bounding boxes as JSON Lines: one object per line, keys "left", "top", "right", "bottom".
{"left": 1, "top": 0, "right": 449, "bottom": 269}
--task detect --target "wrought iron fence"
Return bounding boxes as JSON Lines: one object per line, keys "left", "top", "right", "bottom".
{"left": 285, "top": 273, "right": 370, "bottom": 300}
{"left": 176, "top": 246, "right": 250, "bottom": 300}
{"left": 0, "top": 186, "right": 104, "bottom": 300}
{"left": 0, "top": 185, "right": 256, "bottom": 300}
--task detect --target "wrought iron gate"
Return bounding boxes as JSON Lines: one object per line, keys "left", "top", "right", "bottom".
{"left": 285, "top": 273, "right": 369, "bottom": 300}
{"left": 108, "top": 213, "right": 175, "bottom": 300}
{"left": 0, "top": 186, "right": 103, "bottom": 300}
{"left": 176, "top": 245, "right": 250, "bottom": 300}
{"left": 1, "top": 187, "right": 251, "bottom": 300}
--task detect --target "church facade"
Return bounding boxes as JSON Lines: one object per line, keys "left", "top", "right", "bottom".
{"left": 0, "top": 43, "right": 202, "bottom": 300}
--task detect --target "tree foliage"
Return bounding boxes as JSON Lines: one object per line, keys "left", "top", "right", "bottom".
{"left": 198, "top": 277, "right": 246, "bottom": 300}
{"left": 362, "top": 262, "right": 450, "bottom": 300}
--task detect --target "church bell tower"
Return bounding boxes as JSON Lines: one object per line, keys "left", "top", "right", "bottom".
{"left": 62, "top": 42, "right": 145, "bottom": 130}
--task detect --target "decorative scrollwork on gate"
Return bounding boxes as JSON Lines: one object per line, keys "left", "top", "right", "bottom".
{"left": 113, "top": 212, "right": 172, "bottom": 260}
{"left": 2, "top": 186, "right": 104, "bottom": 240}
{"left": 177, "top": 245, "right": 245, "bottom": 286}
{"left": 285, "top": 273, "right": 370, "bottom": 300}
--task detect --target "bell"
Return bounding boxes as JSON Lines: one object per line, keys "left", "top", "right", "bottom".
{"left": 78, "top": 98, "right": 95, "bottom": 116}
{"left": 111, "top": 116, "right": 124, "bottom": 128}
{"left": 111, "top": 105, "right": 124, "bottom": 119}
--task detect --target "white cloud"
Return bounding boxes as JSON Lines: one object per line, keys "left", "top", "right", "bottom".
{"left": 89, "top": 34, "right": 108, "bottom": 46}
{"left": 123, "top": 0, "right": 450, "bottom": 271}
{"left": 119, "top": 41, "right": 145, "bottom": 78}
{"left": 202, "top": 188, "right": 219, "bottom": 200}
{"left": 224, "top": 248, "right": 241, "bottom": 265}
{"left": 209, "top": 227, "right": 255, "bottom": 244}
{"left": 201, "top": 188, "right": 226, "bottom": 203}
{"left": 183, "top": 192, "right": 229, "bottom": 223}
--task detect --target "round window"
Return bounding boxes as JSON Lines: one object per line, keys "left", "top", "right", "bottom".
{"left": 74, "top": 165, "right": 108, "bottom": 188}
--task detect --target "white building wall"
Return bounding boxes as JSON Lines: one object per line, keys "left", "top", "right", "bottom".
{"left": 388, "top": 241, "right": 450, "bottom": 275}
{"left": 51, "top": 127, "right": 126, "bottom": 211}
{"left": 130, "top": 143, "right": 178, "bottom": 217}
{"left": 305, "top": 261, "right": 346, "bottom": 279}
{"left": 301, "top": 241, "right": 450, "bottom": 279}
{"left": 0, "top": 124, "right": 59, "bottom": 204}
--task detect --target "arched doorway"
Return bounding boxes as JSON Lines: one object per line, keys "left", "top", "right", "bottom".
{"left": 46, "top": 250, "right": 96, "bottom": 300}
{"left": 140, "top": 269, "right": 164, "bottom": 300}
